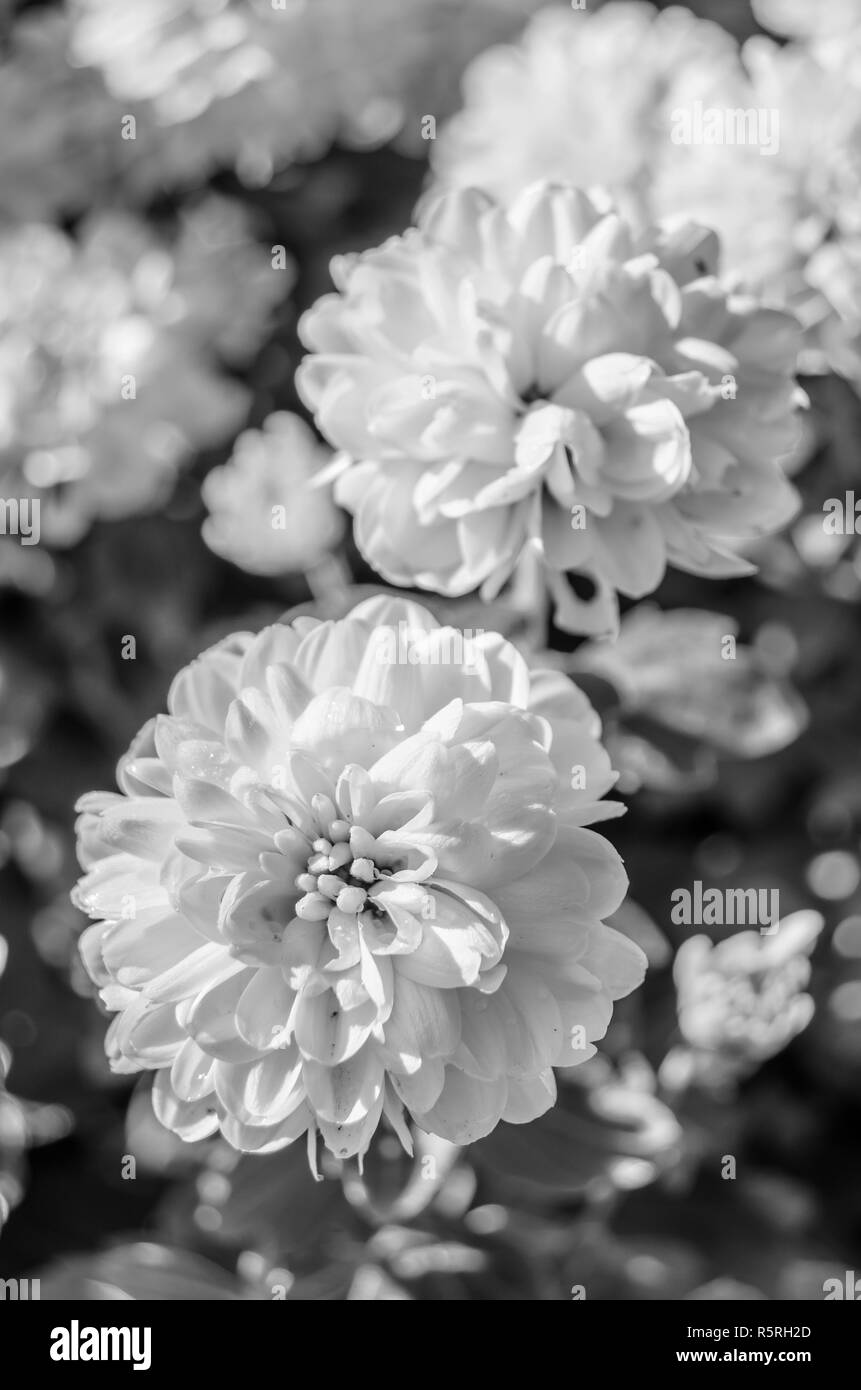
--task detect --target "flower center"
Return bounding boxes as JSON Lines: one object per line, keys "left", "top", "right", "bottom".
{"left": 293, "top": 793, "right": 382, "bottom": 922}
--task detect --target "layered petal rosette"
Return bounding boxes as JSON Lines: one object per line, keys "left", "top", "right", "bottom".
{"left": 73, "top": 597, "right": 644, "bottom": 1163}
{"left": 297, "top": 183, "right": 802, "bottom": 635}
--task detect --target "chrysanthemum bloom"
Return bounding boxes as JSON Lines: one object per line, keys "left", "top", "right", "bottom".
{"left": 674, "top": 911, "right": 823, "bottom": 1073}
{"left": 298, "top": 182, "right": 801, "bottom": 635}
{"left": 0, "top": 197, "right": 288, "bottom": 545}
{"left": 73, "top": 596, "right": 645, "bottom": 1161}
{"left": 432, "top": 3, "right": 736, "bottom": 209}
{"left": 202, "top": 413, "right": 343, "bottom": 576}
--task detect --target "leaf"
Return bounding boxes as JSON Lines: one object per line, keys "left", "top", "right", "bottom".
{"left": 0, "top": 640, "right": 54, "bottom": 778}
{"left": 162, "top": 1144, "right": 357, "bottom": 1261}
{"left": 36, "top": 1243, "right": 265, "bottom": 1300}
{"left": 347, "top": 1264, "right": 414, "bottom": 1300}
{"left": 573, "top": 606, "right": 808, "bottom": 782}
{"left": 472, "top": 1072, "right": 683, "bottom": 1199}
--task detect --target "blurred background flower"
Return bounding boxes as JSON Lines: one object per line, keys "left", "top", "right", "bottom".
{"left": 65, "top": 0, "right": 548, "bottom": 191}
{"left": 673, "top": 910, "right": 824, "bottom": 1079}
{"left": 433, "top": 3, "right": 737, "bottom": 210}
{"left": 0, "top": 196, "right": 287, "bottom": 545}
{"left": 0, "top": 9, "right": 123, "bottom": 225}
{"left": 201, "top": 412, "right": 343, "bottom": 577}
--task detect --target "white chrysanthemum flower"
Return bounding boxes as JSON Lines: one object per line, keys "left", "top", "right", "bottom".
{"left": 434, "top": 5, "right": 861, "bottom": 390}
{"left": 73, "top": 595, "right": 645, "bottom": 1162}
{"left": 202, "top": 413, "right": 343, "bottom": 576}
{"left": 433, "top": 3, "right": 736, "bottom": 209}
{"left": 674, "top": 911, "right": 823, "bottom": 1070}
{"left": 68, "top": 0, "right": 544, "bottom": 188}
{"left": 297, "top": 182, "right": 801, "bottom": 635}
{"left": 0, "top": 198, "right": 288, "bottom": 545}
